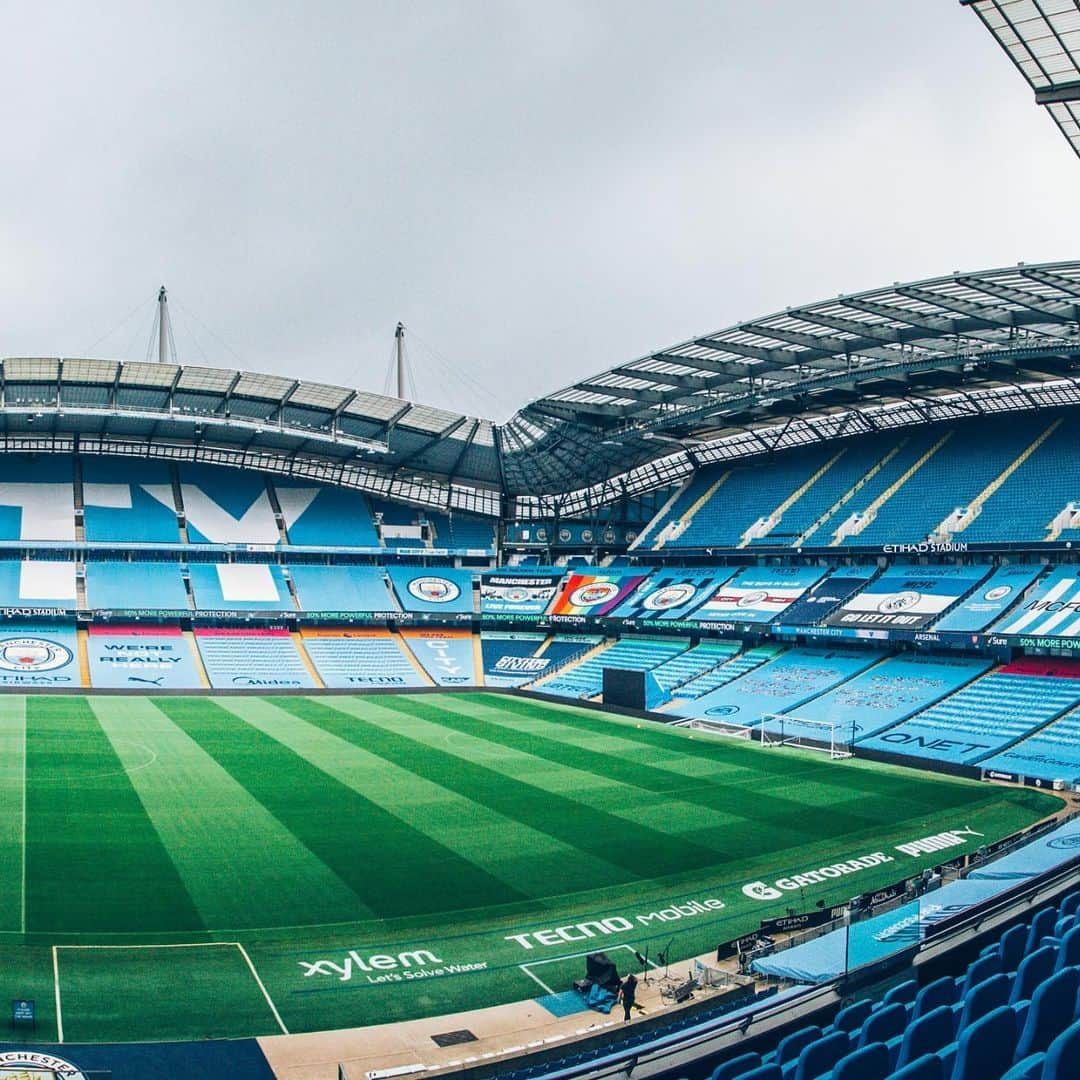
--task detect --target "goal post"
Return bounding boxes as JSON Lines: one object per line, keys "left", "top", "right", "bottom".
{"left": 758, "top": 713, "right": 853, "bottom": 759}
{"left": 682, "top": 717, "right": 757, "bottom": 741}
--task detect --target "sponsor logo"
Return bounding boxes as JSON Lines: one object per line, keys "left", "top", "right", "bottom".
{"left": 408, "top": 577, "right": 461, "bottom": 604}
{"left": 231, "top": 677, "right": 304, "bottom": 686}
{"left": 740, "top": 852, "right": 895, "bottom": 901}
{"left": 893, "top": 826, "right": 982, "bottom": 858}
{"left": 493, "top": 656, "right": 550, "bottom": 673}
{"left": 1048, "top": 835, "right": 1080, "bottom": 851}
{"left": 0, "top": 1051, "right": 87, "bottom": 1079}
{"left": 568, "top": 581, "right": 620, "bottom": 607}
{"left": 984, "top": 585, "right": 1012, "bottom": 602}
{"left": 0, "top": 637, "right": 72, "bottom": 672}
{"left": 705, "top": 704, "right": 741, "bottom": 717}
{"left": 877, "top": 590, "right": 921, "bottom": 614}
{"left": 882, "top": 542, "right": 969, "bottom": 554}
{"left": 643, "top": 583, "right": 697, "bottom": 611}
{"left": 738, "top": 590, "right": 767, "bottom": 608}
{"left": 558, "top": 528, "right": 571, "bottom": 542}
{"left": 299, "top": 948, "right": 487, "bottom": 984}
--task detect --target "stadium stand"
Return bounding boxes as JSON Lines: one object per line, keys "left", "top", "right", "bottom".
{"left": 178, "top": 464, "right": 287, "bottom": 545}
{"left": 188, "top": 562, "right": 294, "bottom": 611}
{"left": 858, "top": 659, "right": 1080, "bottom": 766}
{"left": 82, "top": 457, "right": 182, "bottom": 543}
{"left": 979, "top": 703, "right": 1080, "bottom": 784}
{"left": 400, "top": 628, "right": 478, "bottom": 686}
{"left": 423, "top": 509, "right": 497, "bottom": 550}
{"left": 0, "top": 455, "right": 75, "bottom": 541}
{"left": 0, "top": 621, "right": 81, "bottom": 687}
{"left": 86, "top": 625, "right": 203, "bottom": 689}
{"left": 935, "top": 564, "right": 1045, "bottom": 633}
{"left": 301, "top": 629, "right": 428, "bottom": 689}
{"left": 84, "top": 560, "right": 190, "bottom": 611}
{"left": 650, "top": 640, "right": 743, "bottom": 692}
{"left": 993, "top": 566, "right": 1080, "bottom": 639}
{"left": 774, "top": 566, "right": 878, "bottom": 626}
{"left": 537, "top": 635, "right": 688, "bottom": 699}
{"left": 387, "top": 565, "right": 475, "bottom": 613}
{"left": 276, "top": 482, "right": 380, "bottom": 548}
{"left": 527, "top": 634, "right": 602, "bottom": 677}
{"left": 670, "top": 643, "right": 784, "bottom": 700}
{"left": 481, "top": 631, "right": 550, "bottom": 686}
{"left": 287, "top": 563, "right": 397, "bottom": 612}
{"left": 0, "top": 560, "right": 76, "bottom": 609}
{"left": 195, "top": 627, "right": 316, "bottom": 689}
{"left": 667, "top": 647, "right": 880, "bottom": 722}
{"left": 782, "top": 653, "right": 994, "bottom": 742}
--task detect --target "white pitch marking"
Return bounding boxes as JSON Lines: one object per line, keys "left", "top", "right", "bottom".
{"left": 52, "top": 945, "right": 64, "bottom": 1043}
{"left": 236, "top": 942, "right": 289, "bottom": 1035}
{"left": 20, "top": 702, "right": 26, "bottom": 935}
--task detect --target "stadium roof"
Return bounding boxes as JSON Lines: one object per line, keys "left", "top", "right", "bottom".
{"left": 962, "top": 0, "right": 1080, "bottom": 158}
{"left": 1, "top": 261, "right": 1080, "bottom": 517}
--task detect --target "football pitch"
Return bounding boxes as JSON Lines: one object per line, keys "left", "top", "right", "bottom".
{"left": 0, "top": 691, "right": 1059, "bottom": 1042}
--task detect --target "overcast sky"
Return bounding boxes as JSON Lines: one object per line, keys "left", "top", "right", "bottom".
{"left": 0, "top": 1, "right": 1075, "bottom": 421}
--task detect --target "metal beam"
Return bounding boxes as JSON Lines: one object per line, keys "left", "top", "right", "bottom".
{"left": 955, "top": 276, "right": 1080, "bottom": 323}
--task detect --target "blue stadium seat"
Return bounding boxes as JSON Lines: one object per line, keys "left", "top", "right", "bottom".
{"left": 710, "top": 1052, "right": 761, "bottom": 1080}
{"left": 883, "top": 980, "right": 919, "bottom": 1009}
{"left": 771, "top": 1025, "right": 821, "bottom": 1068}
{"left": 1042, "top": 1017, "right": 1080, "bottom": 1079}
{"left": 738, "top": 1066, "right": 782, "bottom": 1080}
{"left": 954, "top": 973, "right": 1010, "bottom": 1032}
{"left": 945, "top": 1005, "right": 1019, "bottom": 1080}
{"left": 982, "top": 924, "right": 1029, "bottom": 973}
{"left": 890, "top": 1053, "right": 943, "bottom": 1080}
{"left": 1014, "top": 967, "right": 1080, "bottom": 1060}
{"left": 1059, "top": 892, "right": 1080, "bottom": 919}
{"left": 956, "top": 953, "right": 1002, "bottom": 998}
{"left": 792, "top": 1031, "right": 849, "bottom": 1080}
{"left": 831, "top": 999, "right": 873, "bottom": 1035}
{"left": 830, "top": 1041, "right": 889, "bottom": 1080}
{"left": 893, "top": 1005, "right": 956, "bottom": 1070}
{"left": 1025, "top": 910, "right": 1059, "bottom": 955}
{"left": 913, "top": 977, "right": 959, "bottom": 1021}
{"left": 1051, "top": 925, "right": 1080, "bottom": 971}
{"left": 1012, "top": 947, "right": 1057, "bottom": 1005}
{"left": 858, "top": 1003, "right": 908, "bottom": 1048}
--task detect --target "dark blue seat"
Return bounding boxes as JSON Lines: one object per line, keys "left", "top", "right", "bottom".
{"left": 913, "top": 977, "right": 959, "bottom": 1021}
{"left": 882, "top": 980, "right": 918, "bottom": 1009}
{"left": 891, "top": 1053, "right": 943, "bottom": 1080}
{"left": 1024, "top": 908, "right": 1058, "bottom": 954}
{"left": 949, "top": 1005, "right": 1019, "bottom": 1080}
{"left": 793, "top": 1031, "right": 849, "bottom": 1080}
{"left": 893, "top": 1005, "right": 955, "bottom": 1070}
{"left": 831, "top": 1041, "right": 889, "bottom": 1080}
{"left": 830, "top": 999, "right": 872, "bottom": 1035}
{"left": 737, "top": 1066, "right": 782, "bottom": 1080}
{"left": 1043, "top": 1016, "right": 1080, "bottom": 1079}
{"left": 1011, "top": 946, "right": 1057, "bottom": 1005}
{"left": 1015, "top": 967, "right": 1080, "bottom": 1060}
{"left": 954, "top": 973, "right": 1010, "bottom": 1031}
{"left": 1050, "top": 914, "right": 1076, "bottom": 940}
{"left": 1059, "top": 891, "right": 1080, "bottom": 919}
{"left": 773, "top": 1025, "right": 821, "bottom": 1067}
{"left": 711, "top": 1052, "right": 762, "bottom": 1080}
{"left": 995, "top": 924, "right": 1030, "bottom": 974}
{"left": 1052, "top": 924, "right": 1080, "bottom": 971}
{"left": 958, "top": 952, "right": 1002, "bottom": 996}
{"left": 857, "top": 1002, "right": 907, "bottom": 1049}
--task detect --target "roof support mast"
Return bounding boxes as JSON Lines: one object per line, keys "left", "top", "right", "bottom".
{"left": 157, "top": 286, "right": 170, "bottom": 365}
{"left": 395, "top": 321, "right": 406, "bottom": 399}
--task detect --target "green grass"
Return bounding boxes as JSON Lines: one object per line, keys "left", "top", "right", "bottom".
{"left": 0, "top": 690, "right": 1059, "bottom": 1041}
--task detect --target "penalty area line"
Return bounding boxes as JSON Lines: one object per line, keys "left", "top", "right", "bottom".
{"left": 519, "top": 964, "right": 555, "bottom": 996}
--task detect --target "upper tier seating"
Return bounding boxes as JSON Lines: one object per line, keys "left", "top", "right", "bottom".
{"left": 178, "top": 464, "right": 283, "bottom": 545}
{"left": 301, "top": 630, "right": 426, "bottom": 689}
{"left": 84, "top": 560, "right": 190, "bottom": 611}
{"left": 195, "top": 629, "right": 316, "bottom": 689}
{"left": 287, "top": 564, "right": 397, "bottom": 612}
{"left": 423, "top": 510, "right": 497, "bottom": 550}
{"left": 387, "top": 566, "right": 475, "bottom": 614}
{"left": 0, "top": 560, "right": 76, "bottom": 609}
{"left": 540, "top": 636, "right": 688, "bottom": 699}
{"left": 277, "top": 483, "right": 380, "bottom": 548}
{"left": 857, "top": 663, "right": 1080, "bottom": 766}
{"left": 979, "top": 705, "right": 1080, "bottom": 784}
{"left": 188, "top": 562, "right": 294, "bottom": 610}
{"left": 0, "top": 455, "right": 75, "bottom": 541}
{"left": 672, "top": 643, "right": 784, "bottom": 699}
{"left": 82, "top": 458, "right": 182, "bottom": 543}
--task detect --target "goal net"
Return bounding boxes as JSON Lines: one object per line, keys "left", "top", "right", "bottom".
{"left": 757, "top": 713, "right": 853, "bottom": 759}
{"left": 681, "top": 717, "right": 756, "bottom": 741}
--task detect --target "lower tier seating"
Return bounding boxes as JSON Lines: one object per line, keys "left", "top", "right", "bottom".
{"left": 540, "top": 636, "right": 688, "bottom": 698}
{"left": 195, "top": 629, "right": 316, "bottom": 689}
{"left": 301, "top": 630, "right": 427, "bottom": 689}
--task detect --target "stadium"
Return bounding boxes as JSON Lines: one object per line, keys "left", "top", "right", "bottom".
{"left": 2, "top": 4, "right": 1080, "bottom": 1080}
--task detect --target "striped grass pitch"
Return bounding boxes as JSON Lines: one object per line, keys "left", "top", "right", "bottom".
{"left": 0, "top": 691, "right": 1057, "bottom": 1041}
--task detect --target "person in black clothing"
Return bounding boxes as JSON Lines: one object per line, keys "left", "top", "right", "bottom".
{"left": 619, "top": 972, "right": 638, "bottom": 1022}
